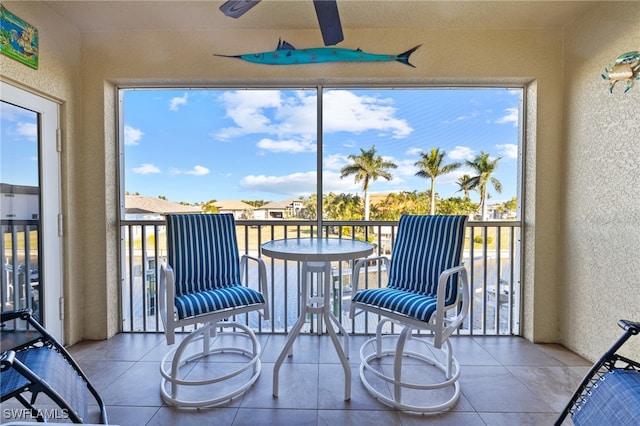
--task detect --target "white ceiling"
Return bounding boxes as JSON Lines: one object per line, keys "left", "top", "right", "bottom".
{"left": 42, "top": 1, "right": 598, "bottom": 33}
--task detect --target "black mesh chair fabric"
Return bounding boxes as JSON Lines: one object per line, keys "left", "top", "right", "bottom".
{"left": 0, "top": 309, "right": 107, "bottom": 424}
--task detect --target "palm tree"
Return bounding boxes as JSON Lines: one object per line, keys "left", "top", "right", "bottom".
{"left": 340, "top": 145, "right": 397, "bottom": 221}
{"left": 201, "top": 199, "right": 219, "bottom": 213}
{"left": 325, "top": 192, "right": 362, "bottom": 220}
{"left": 465, "top": 151, "right": 502, "bottom": 220}
{"left": 414, "top": 148, "right": 461, "bottom": 215}
{"left": 373, "top": 190, "right": 430, "bottom": 219}
{"left": 456, "top": 174, "right": 475, "bottom": 199}
{"left": 303, "top": 193, "right": 317, "bottom": 220}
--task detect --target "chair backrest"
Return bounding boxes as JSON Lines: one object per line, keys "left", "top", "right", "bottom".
{"left": 166, "top": 214, "right": 241, "bottom": 296}
{"left": 387, "top": 215, "right": 467, "bottom": 305}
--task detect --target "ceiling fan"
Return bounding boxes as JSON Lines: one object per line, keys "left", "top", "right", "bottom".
{"left": 219, "top": 0, "right": 344, "bottom": 46}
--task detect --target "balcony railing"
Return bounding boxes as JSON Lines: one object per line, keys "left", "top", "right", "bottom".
{"left": 120, "top": 219, "right": 522, "bottom": 336}
{"left": 1, "top": 220, "right": 40, "bottom": 321}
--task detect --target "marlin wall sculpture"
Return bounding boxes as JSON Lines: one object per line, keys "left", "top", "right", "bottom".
{"left": 215, "top": 39, "right": 421, "bottom": 67}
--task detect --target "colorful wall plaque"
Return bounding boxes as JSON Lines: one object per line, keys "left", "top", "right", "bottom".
{"left": 1, "top": 5, "right": 38, "bottom": 69}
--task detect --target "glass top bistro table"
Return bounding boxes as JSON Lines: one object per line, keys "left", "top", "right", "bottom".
{"left": 261, "top": 237, "right": 374, "bottom": 401}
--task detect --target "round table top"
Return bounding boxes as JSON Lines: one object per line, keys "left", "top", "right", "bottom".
{"left": 261, "top": 237, "right": 374, "bottom": 262}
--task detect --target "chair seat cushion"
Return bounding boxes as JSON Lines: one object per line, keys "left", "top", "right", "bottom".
{"left": 352, "top": 288, "right": 441, "bottom": 322}
{"left": 175, "top": 285, "right": 266, "bottom": 319}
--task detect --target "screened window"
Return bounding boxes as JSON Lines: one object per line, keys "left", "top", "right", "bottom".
{"left": 120, "top": 87, "right": 521, "bottom": 221}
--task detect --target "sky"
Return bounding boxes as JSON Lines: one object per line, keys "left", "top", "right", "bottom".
{"left": 1, "top": 88, "right": 520, "bottom": 207}
{"left": 1, "top": 101, "right": 39, "bottom": 187}
{"left": 1, "top": 87, "right": 524, "bottom": 208}
{"left": 123, "top": 87, "right": 520, "bottom": 206}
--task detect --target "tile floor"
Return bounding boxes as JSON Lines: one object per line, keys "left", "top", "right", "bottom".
{"left": 1, "top": 332, "right": 592, "bottom": 425}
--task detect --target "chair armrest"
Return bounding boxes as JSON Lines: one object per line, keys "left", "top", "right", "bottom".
{"left": 435, "top": 264, "right": 468, "bottom": 303}
{"left": 240, "top": 255, "right": 270, "bottom": 321}
{"left": 1, "top": 308, "right": 55, "bottom": 352}
{"left": 618, "top": 319, "right": 640, "bottom": 334}
{"left": 352, "top": 255, "right": 391, "bottom": 291}
{"left": 1, "top": 350, "right": 17, "bottom": 369}
{"left": 1, "top": 309, "right": 32, "bottom": 323}
{"left": 433, "top": 264, "right": 470, "bottom": 347}
{"left": 159, "top": 264, "right": 177, "bottom": 343}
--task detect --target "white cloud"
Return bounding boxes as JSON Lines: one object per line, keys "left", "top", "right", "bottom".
{"left": 124, "top": 125, "right": 144, "bottom": 146}
{"left": 239, "top": 170, "right": 360, "bottom": 197}
{"left": 240, "top": 171, "right": 317, "bottom": 196}
{"left": 16, "top": 122, "right": 37, "bottom": 140}
{"left": 214, "top": 89, "right": 413, "bottom": 141}
{"left": 323, "top": 90, "right": 413, "bottom": 138}
{"left": 132, "top": 163, "right": 160, "bottom": 174}
{"left": 444, "top": 111, "right": 482, "bottom": 124}
{"left": 405, "top": 147, "right": 423, "bottom": 156}
{"left": 215, "top": 90, "right": 293, "bottom": 140}
{"left": 496, "top": 143, "right": 518, "bottom": 159}
{"left": 324, "top": 153, "right": 348, "bottom": 171}
{"left": 170, "top": 165, "right": 211, "bottom": 176}
{"left": 448, "top": 146, "right": 476, "bottom": 161}
{"left": 393, "top": 158, "right": 420, "bottom": 177}
{"left": 495, "top": 107, "right": 519, "bottom": 126}
{"left": 185, "top": 165, "right": 210, "bottom": 176}
{"left": 0, "top": 102, "right": 34, "bottom": 122}
{"left": 256, "top": 138, "right": 315, "bottom": 153}
{"left": 325, "top": 170, "right": 360, "bottom": 193}
{"left": 443, "top": 169, "right": 471, "bottom": 185}
{"left": 169, "top": 93, "right": 188, "bottom": 111}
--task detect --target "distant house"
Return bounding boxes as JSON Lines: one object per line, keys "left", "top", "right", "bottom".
{"left": 214, "top": 200, "right": 255, "bottom": 220}
{"left": 254, "top": 199, "right": 305, "bottom": 219}
{"left": 487, "top": 203, "right": 517, "bottom": 220}
{"left": 1, "top": 183, "right": 39, "bottom": 220}
{"left": 124, "top": 195, "right": 201, "bottom": 220}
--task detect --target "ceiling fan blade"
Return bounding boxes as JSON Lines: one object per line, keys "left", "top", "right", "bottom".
{"left": 313, "top": 0, "right": 344, "bottom": 46}
{"left": 219, "top": 0, "right": 261, "bottom": 18}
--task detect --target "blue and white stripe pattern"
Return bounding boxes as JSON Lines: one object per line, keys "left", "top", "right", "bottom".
{"left": 352, "top": 215, "right": 467, "bottom": 322}
{"left": 166, "top": 214, "right": 266, "bottom": 320}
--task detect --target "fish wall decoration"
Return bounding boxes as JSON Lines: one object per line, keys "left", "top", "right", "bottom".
{"left": 215, "top": 39, "right": 421, "bottom": 67}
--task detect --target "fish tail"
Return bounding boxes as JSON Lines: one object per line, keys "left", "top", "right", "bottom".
{"left": 396, "top": 44, "right": 421, "bottom": 68}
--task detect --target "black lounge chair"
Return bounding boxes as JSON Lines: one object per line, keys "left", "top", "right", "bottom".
{"left": 1, "top": 309, "right": 107, "bottom": 424}
{"left": 556, "top": 319, "right": 640, "bottom": 426}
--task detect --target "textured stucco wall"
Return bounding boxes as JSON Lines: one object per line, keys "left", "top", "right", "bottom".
{"left": 0, "top": 2, "right": 85, "bottom": 344}
{"left": 3, "top": 2, "right": 583, "bottom": 346}
{"left": 80, "top": 26, "right": 565, "bottom": 342}
{"left": 560, "top": 4, "right": 640, "bottom": 360}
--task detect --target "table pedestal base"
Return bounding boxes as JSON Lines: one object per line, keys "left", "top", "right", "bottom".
{"left": 273, "top": 261, "right": 351, "bottom": 401}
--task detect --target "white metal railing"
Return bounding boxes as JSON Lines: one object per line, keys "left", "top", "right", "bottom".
{"left": 120, "top": 219, "right": 521, "bottom": 336}
{"left": 1, "top": 220, "right": 40, "bottom": 321}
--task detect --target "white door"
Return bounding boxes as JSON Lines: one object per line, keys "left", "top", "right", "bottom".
{"left": 1, "top": 81, "right": 63, "bottom": 341}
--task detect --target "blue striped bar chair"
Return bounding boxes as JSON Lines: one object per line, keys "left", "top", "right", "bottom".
{"left": 159, "top": 214, "right": 269, "bottom": 407}
{"left": 350, "top": 214, "right": 470, "bottom": 413}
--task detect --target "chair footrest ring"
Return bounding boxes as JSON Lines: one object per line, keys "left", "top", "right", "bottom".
{"left": 160, "top": 321, "right": 261, "bottom": 408}
{"left": 359, "top": 335, "right": 461, "bottom": 413}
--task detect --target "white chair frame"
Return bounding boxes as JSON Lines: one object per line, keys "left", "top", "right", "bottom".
{"left": 350, "top": 254, "right": 470, "bottom": 413}
{"left": 159, "top": 252, "right": 269, "bottom": 408}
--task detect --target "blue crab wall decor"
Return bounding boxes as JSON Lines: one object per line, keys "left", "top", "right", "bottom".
{"left": 602, "top": 51, "right": 640, "bottom": 93}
